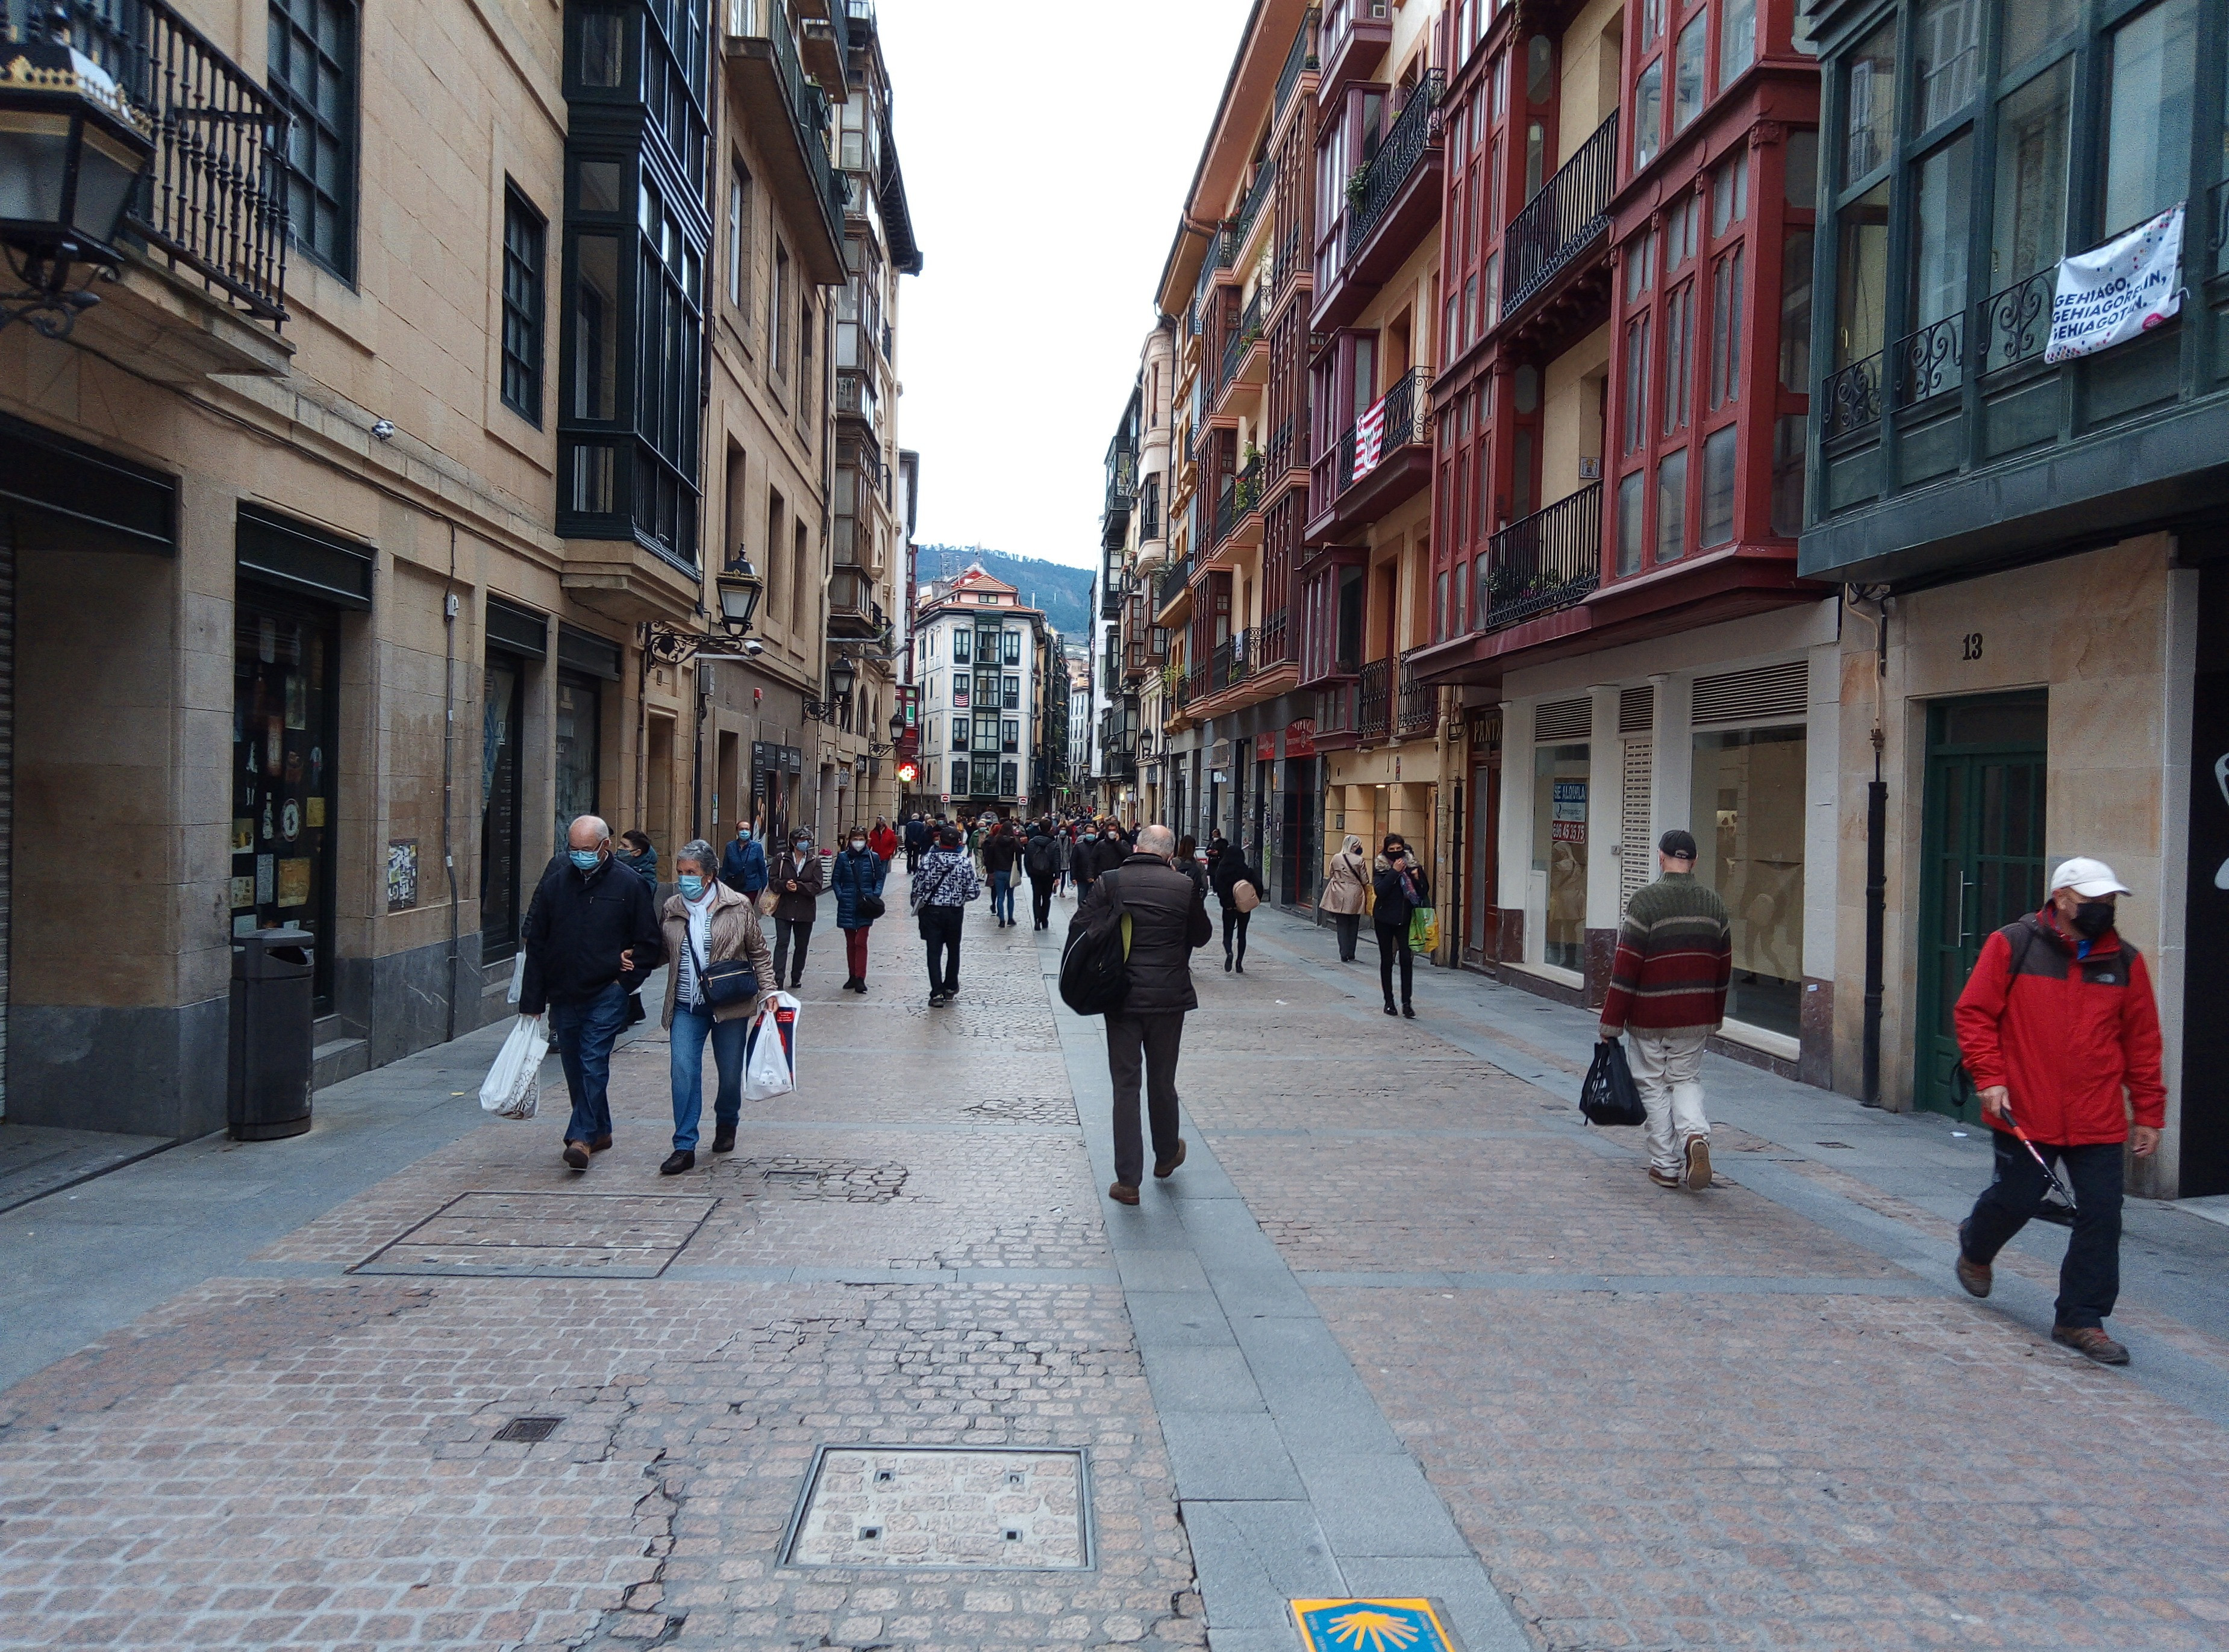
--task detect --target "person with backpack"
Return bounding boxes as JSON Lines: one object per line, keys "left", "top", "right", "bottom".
{"left": 911, "top": 823, "right": 982, "bottom": 1006}
{"left": 1597, "top": 830, "right": 1733, "bottom": 1193}
{"left": 1371, "top": 835, "right": 1429, "bottom": 1020}
{"left": 983, "top": 819, "right": 1021, "bottom": 927}
{"left": 830, "top": 827, "right": 888, "bottom": 994}
{"left": 1210, "top": 837, "right": 1262, "bottom": 974}
{"left": 1065, "top": 823, "right": 1213, "bottom": 1206}
{"left": 1950, "top": 857, "right": 2165, "bottom": 1366}
{"left": 1024, "top": 820, "right": 1061, "bottom": 929}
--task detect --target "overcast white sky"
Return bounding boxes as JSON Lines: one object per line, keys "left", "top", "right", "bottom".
{"left": 874, "top": 1, "right": 1252, "bottom": 571}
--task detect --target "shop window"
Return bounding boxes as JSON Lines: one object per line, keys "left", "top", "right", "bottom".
{"left": 1690, "top": 725, "right": 1808, "bottom": 1037}
{"left": 232, "top": 590, "right": 341, "bottom": 1007}
{"left": 1532, "top": 743, "right": 1590, "bottom": 973}
{"left": 555, "top": 670, "right": 603, "bottom": 846}
{"left": 481, "top": 655, "right": 528, "bottom": 963}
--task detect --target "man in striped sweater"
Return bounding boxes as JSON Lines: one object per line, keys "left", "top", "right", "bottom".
{"left": 1598, "top": 830, "right": 1733, "bottom": 1192}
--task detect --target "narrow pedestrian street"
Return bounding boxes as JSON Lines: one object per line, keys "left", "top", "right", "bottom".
{"left": 4, "top": 877, "right": 2226, "bottom": 1652}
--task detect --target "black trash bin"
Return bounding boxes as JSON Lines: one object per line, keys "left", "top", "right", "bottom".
{"left": 229, "top": 927, "right": 316, "bottom": 1140}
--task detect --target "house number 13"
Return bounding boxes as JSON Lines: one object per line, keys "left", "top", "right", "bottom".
{"left": 1961, "top": 632, "right": 1984, "bottom": 661}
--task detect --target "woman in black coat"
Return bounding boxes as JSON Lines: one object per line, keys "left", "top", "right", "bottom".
{"left": 1209, "top": 839, "right": 1261, "bottom": 973}
{"left": 1371, "top": 834, "right": 1428, "bottom": 1018}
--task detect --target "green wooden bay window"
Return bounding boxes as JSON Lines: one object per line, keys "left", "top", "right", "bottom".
{"left": 557, "top": 0, "right": 712, "bottom": 566}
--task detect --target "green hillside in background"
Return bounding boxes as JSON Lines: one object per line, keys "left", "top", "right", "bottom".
{"left": 915, "top": 544, "right": 1096, "bottom": 641}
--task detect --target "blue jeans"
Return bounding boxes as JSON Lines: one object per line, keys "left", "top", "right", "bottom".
{"left": 990, "top": 868, "right": 1014, "bottom": 922}
{"left": 548, "top": 980, "right": 628, "bottom": 1144}
{"left": 669, "top": 1002, "right": 750, "bottom": 1152}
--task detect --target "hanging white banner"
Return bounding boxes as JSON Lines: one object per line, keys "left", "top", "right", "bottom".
{"left": 2044, "top": 203, "right": 2184, "bottom": 364}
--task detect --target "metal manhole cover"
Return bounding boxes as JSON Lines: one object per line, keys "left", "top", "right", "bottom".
{"left": 351, "top": 1191, "right": 718, "bottom": 1277}
{"left": 494, "top": 1415, "right": 563, "bottom": 1442}
{"left": 784, "top": 1446, "right": 1091, "bottom": 1569}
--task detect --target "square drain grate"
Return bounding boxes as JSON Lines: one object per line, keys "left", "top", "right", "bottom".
{"left": 352, "top": 1191, "right": 718, "bottom": 1277}
{"left": 784, "top": 1446, "right": 1091, "bottom": 1570}
{"left": 494, "top": 1415, "right": 563, "bottom": 1442}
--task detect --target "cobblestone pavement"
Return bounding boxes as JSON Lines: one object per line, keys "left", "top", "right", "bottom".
{"left": 2, "top": 879, "right": 2227, "bottom": 1650}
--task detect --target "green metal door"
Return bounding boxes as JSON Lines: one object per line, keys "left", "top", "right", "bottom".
{"left": 1914, "top": 693, "right": 2049, "bottom": 1120}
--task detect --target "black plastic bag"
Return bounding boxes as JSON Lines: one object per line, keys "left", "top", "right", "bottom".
{"left": 1580, "top": 1040, "right": 1645, "bottom": 1126}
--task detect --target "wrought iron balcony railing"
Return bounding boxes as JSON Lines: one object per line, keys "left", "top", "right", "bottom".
{"left": 736, "top": 0, "right": 849, "bottom": 228}
{"left": 1213, "top": 455, "right": 1263, "bottom": 544}
{"left": 1501, "top": 111, "right": 1617, "bottom": 319}
{"left": 1893, "top": 310, "right": 1964, "bottom": 408}
{"left": 1234, "top": 157, "right": 1277, "bottom": 252}
{"left": 1355, "top": 656, "right": 1392, "bottom": 740}
{"left": 1313, "top": 366, "right": 1431, "bottom": 513}
{"left": 1821, "top": 353, "right": 1883, "bottom": 440}
{"left": 1261, "top": 606, "right": 1290, "bottom": 666}
{"left": 1346, "top": 69, "right": 1443, "bottom": 256}
{"left": 1157, "top": 555, "right": 1192, "bottom": 613}
{"left": 1275, "top": 7, "right": 1321, "bottom": 117}
{"left": 1481, "top": 481, "right": 1601, "bottom": 632}
{"left": 64, "top": 0, "right": 290, "bottom": 322}
{"left": 1977, "top": 267, "right": 2053, "bottom": 375}
{"left": 1396, "top": 652, "right": 1434, "bottom": 735}
{"left": 1221, "top": 286, "right": 1264, "bottom": 391}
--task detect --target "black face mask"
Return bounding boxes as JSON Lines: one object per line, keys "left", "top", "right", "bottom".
{"left": 2070, "top": 900, "right": 2115, "bottom": 939}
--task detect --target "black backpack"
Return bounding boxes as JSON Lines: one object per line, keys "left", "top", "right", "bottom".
{"left": 1058, "top": 870, "right": 1133, "bottom": 1017}
{"left": 1025, "top": 834, "right": 1059, "bottom": 879}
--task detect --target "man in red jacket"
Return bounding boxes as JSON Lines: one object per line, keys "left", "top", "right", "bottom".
{"left": 1952, "top": 857, "right": 2165, "bottom": 1365}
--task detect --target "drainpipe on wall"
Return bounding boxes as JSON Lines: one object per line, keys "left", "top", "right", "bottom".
{"left": 441, "top": 520, "right": 460, "bottom": 1046}
{"left": 1847, "top": 584, "right": 1892, "bottom": 1108}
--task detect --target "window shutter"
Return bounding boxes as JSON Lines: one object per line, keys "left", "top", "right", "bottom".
{"left": 1534, "top": 696, "right": 1590, "bottom": 743}
{"left": 1691, "top": 660, "right": 1807, "bottom": 725}
{"left": 1621, "top": 738, "right": 1654, "bottom": 908}
{"left": 1618, "top": 685, "right": 1655, "bottom": 734}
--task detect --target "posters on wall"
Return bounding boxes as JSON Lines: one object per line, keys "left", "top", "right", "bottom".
{"left": 387, "top": 839, "right": 419, "bottom": 911}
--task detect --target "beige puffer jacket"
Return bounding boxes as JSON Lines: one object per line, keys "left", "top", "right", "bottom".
{"left": 1319, "top": 836, "right": 1371, "bottom": 916}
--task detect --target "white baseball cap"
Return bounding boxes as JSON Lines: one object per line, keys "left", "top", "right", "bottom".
{"left": 2049, "top": 857, "right": 2132, "bottom": 898}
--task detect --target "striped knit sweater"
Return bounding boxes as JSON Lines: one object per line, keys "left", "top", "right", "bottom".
{"left": 1598, "top": 872, "right": 1733, "bottom": 1036}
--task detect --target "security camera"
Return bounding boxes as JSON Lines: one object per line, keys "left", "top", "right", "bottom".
{"left": 370, "top": 419, "right": 397, "bottom": 441}
{"left": 742, "top": 638, "right": 765, "bottom": 658}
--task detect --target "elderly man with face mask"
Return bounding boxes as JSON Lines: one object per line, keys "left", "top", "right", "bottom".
{"left": 519, "top": 815, "right": 666, "bottom": 1170}
{"left": 1951, "top": 857, "right": 2165, "bottom": 1365}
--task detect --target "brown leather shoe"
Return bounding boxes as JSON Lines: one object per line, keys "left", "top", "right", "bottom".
{"left": 2052, "top": 1324, "right": 2130, "bottom": 1365}
{"left": 1684, "top": 1135, "right": 1713, "bottom": 1191}
{"left": 1107, "top": 1181, "right": 1140, "bottom": 1206}
{"left": 1154, "top": 1139, "right": 1187, "bottom": 1179}
{"left": 589, "top": 1134, "right": 614, "bottom": 1153}
{"left": 1648, "top": 1167, "right": 1682, "bottom": 1189}
{"left": 562, "top": 1141, "right": 590, "bottom": 1170}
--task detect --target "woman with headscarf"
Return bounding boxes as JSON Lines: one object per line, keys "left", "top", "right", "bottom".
{"left": 1319, "top": 834, "right": 1370, "bottom": 962}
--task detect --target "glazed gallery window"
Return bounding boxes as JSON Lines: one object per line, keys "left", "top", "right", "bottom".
{"left": 1719, "top": 0, "right": 1756, "bottom": 88}
{"left": 1672, "top": 13, "right": 1707, "bottom": 132}
{"left": 268, "top": 0, "right": 359, "bottom": 276}
{"left": 1533, "top": 744, "right": 1590, "bottom": 973}
{"left": 1990, "top": 58, "right": 2071, "bottom": 288}
{"left": 1690, "top": 725, "right": 1807, "bottom": 1037}
{"left": 1842, "top": 20, "right": 1897, "bottom": 181}
{"left": 2100, "top": 0, "right": 2196, "bottom": 235}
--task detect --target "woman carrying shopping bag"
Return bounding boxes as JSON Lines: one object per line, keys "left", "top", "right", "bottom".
{"left": 831, "top": 827, "right": 889, "bottom": 994}
{"left": 658, "top": 840, "right": 778, "bottom": 1175}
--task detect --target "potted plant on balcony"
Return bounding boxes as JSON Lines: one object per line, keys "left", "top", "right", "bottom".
{"left": 1345, "top": 166, "right": 1369, "bottom": 212}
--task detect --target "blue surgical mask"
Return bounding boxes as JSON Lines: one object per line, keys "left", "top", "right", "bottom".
{"left": 569, "top": 849, "right": 601, "bottom": 872}
{"left": 677, "top": 873, "right": 705, "bottom": 899}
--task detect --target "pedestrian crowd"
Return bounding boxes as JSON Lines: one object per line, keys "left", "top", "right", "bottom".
{"left": 514, "top": 794, "right": 2166, "bottom": 1367}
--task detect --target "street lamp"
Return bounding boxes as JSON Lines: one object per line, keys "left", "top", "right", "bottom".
{"left": 714, "top": 549, "right": 762, "bottom": 634}
{"left": 889, "top": 711, "right": 907, "bottom": 741}
{"left": 828, "top": 654, "right": 856, "bottom": 703}
{"left": 0, "top": 5, "right": 157, "bottom": 338}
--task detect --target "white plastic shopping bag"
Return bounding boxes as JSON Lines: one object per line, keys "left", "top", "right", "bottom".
{"left": 742, "top": 991, "right": 801, "bottom": 1101}
{"left": 479, "top": 1013, "right": 548, "bottom": 1118}
{"left": 505, "top": 952, "right": 525, "bottom": 1005}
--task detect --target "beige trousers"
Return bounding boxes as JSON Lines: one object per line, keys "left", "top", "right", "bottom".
{"left": 1628, "top": 1030, "right": 1710, "bottom": 1173}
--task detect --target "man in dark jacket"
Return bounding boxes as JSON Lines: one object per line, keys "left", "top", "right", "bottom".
{"left": 520, "top": 815, "right": 665, "bottom": 1170}
{"left": 1072, "top": 824, "right": 1213, "bottom": 1205}
{"left": 983, "top": 821, "right": 1022, "bottom": 927}
{"left": 1072, "top": 827, "right": 1104, "bottom": 902}
{"left": 1023, "top": 821, "right": 1061, "bottom": 930}
{"left": 1951, "top": 856, "right": 2165, "bottom": 1365}
{"left": 903, "top": 813, "right": 930, "bottom": 873}
{"left": 719, "top": 820, "right": 768, "bottom": 902}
